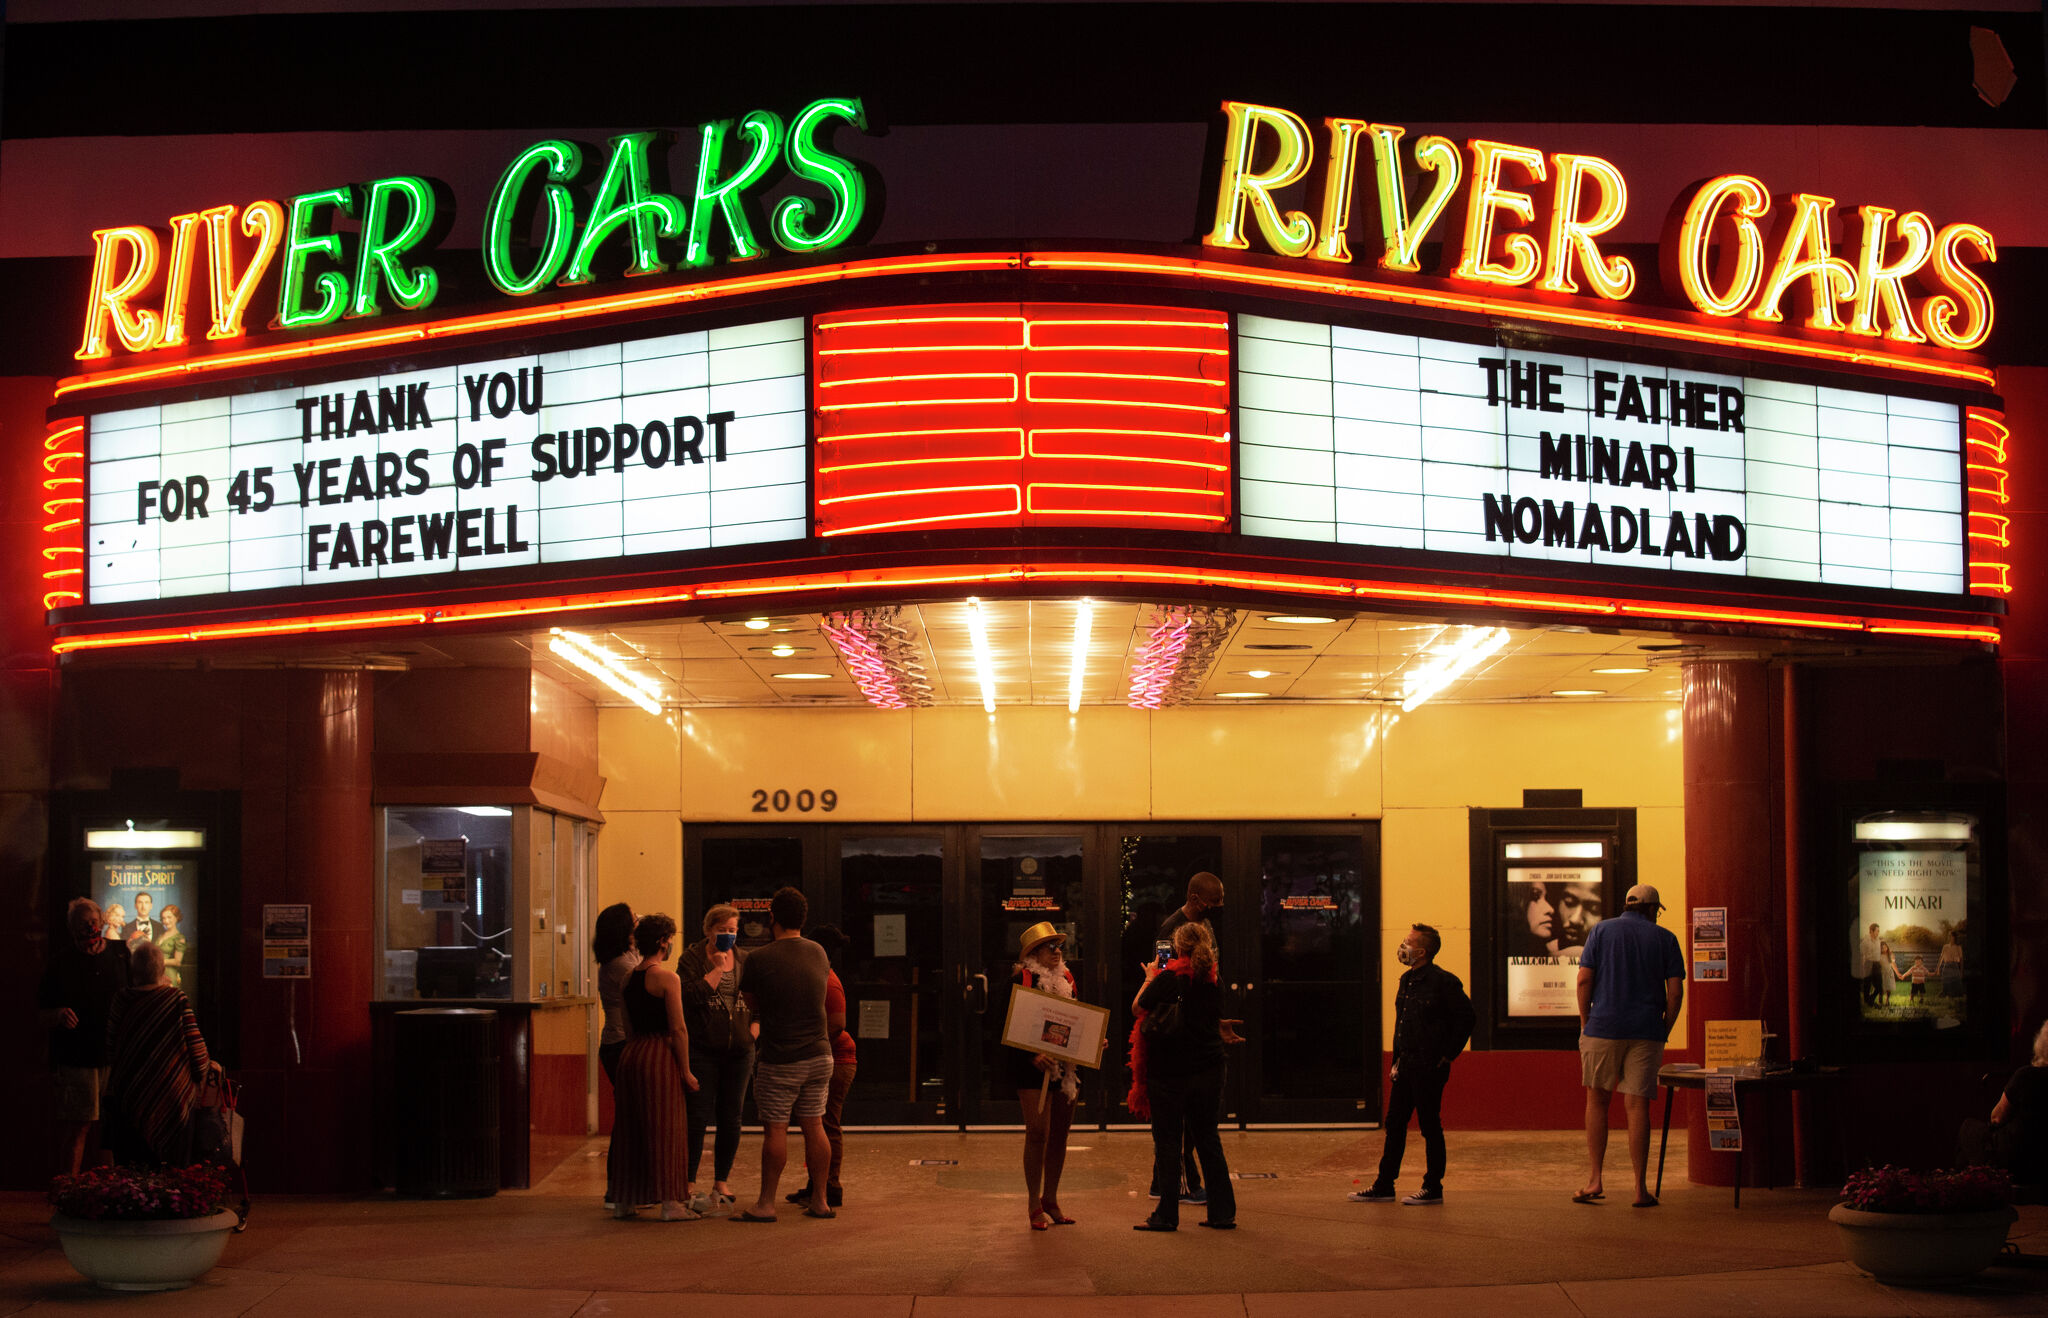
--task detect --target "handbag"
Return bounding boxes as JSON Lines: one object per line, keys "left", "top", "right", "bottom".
{"left": 190, "top": 1066, "right": 244, "bottom": 1165}
{"left": 1139, "top": 977, "right": 1186, "bottom": 1041}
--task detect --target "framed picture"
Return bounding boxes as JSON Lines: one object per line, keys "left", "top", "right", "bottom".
{"left": 1001, "top": 983, "right": 1112, "bottom": 1070}
{"left": 1468, "top": 808, "right": 1636, "bottom": 1051}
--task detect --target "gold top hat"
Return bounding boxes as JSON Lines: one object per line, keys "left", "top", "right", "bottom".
{"left": 1018, "top": 921, "right": 1065, "bottom": 958}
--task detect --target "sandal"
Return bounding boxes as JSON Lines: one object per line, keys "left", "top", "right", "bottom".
{"left": 1029, "top": 1212, "right": 1051, "bottom": 1231}
{"left": 733, "top": 1210, "right": 777, "bottom": 1222}
{"left": 1572, "top": 1189, "right": 1604, "bottom": 1204}
{"left": 659, "top": 1201, "right": 703, "bottom": 1222}
{"left": 1040, "top": 1200, "right": 1076, "bottom": 1225}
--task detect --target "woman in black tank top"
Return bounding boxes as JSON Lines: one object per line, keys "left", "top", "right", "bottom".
{"left": 607, "top": 914, "right": 700, "bottom": 1221}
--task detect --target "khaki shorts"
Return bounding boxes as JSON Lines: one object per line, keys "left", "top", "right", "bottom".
{"left": 51, "top": 1065, "right": 110, "bottom": 1122}
{"left": 1579, "top": 1036, "right": 1661, "bottom": 1097}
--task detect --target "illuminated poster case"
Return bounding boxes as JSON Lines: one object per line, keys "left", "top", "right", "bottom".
{"left": 83, "top": 318, "right": 808, "bottom": 604}
{"left": 1236, "top": 314, "right": 1968, "bottom": 598}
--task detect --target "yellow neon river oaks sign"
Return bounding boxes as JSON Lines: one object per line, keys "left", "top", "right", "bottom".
{"left": 1204, "top": 101, "right": 1996, "bottom": 354}
{"left": 76, "top": 97, "right": 871, "bottom": 363}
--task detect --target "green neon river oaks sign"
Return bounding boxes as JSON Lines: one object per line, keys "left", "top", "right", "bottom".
{"left": 77, "top": 96, "right": 873, "bottom": 360}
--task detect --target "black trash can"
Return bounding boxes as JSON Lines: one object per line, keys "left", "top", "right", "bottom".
{"left": 393, "top": 1008, "right": 500, "bottom": 1197}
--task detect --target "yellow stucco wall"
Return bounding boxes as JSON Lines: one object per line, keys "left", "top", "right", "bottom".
{"left": 595, "top": 698, "right": 1686, "bottom": 1049}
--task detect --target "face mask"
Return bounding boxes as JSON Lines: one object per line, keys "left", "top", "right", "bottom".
{"left": 1396, "top": 944, "right": 1418, "bottom": 967}
{"left": 715, "top": 931, "right": 737, "bottom": 952}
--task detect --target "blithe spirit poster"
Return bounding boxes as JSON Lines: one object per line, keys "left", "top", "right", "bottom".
{"left": 94, "top": 859, "right": 197, "bottom": 989}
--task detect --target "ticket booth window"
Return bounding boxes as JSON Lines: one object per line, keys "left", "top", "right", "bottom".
{"left": 377, "top": 806, "right": 591, "bottom": 1002}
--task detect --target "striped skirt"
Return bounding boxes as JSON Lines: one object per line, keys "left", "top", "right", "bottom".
{"left": 608, "top": 1034, "right": 688, "bottom": 1206}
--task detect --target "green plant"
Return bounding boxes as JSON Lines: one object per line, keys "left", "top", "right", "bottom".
{"left": 1841, "top": 1164, "right": 2013, "bottom": 1214}
{"left": 49, "top": 1164, "right": 230, "bottom": 1221}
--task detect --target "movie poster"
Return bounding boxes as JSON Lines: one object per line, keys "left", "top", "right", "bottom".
{"left": 1853, "top": 848, "right": 1967, "bottom": 1024}
{"left": 1506, "top": 866, "right": 1605, "bottom": 1017}
{"left": 93, "top": 859, "right": 197, "bottom": 990}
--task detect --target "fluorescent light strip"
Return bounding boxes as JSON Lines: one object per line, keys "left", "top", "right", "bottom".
{"left": 548, "top": 628, "right": 662, "bottom": 714}
{"left": 967, "top": 596, "right": 998, "bottom": 713}
{"left": 83, "top": 828, "right": 205, "bottom": 850}
{"left": 1068, "top": 599, "right": 1094, "bottom": 713}
{"left": 1400, "top": 626, "right": 1511, "bottom": 712}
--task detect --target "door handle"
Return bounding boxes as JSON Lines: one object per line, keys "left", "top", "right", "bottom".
{"left": 966, "top": 972, "right": 989, "bottom": 1015}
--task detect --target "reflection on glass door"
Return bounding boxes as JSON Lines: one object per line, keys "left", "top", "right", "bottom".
{"left": 698, "top": 835, "right": 804, "bottom": 948}
{"left": 1248, "top": 831, "right": 1375, "bottom": 1122}
{"left": 974, "top": 833, "right": 1085, "bottom": 1124}
{"left": 838, "top": 834, "right": 948, "bottom": 1124}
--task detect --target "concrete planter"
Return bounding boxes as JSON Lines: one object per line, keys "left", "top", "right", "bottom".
{"left": 49, "top": 1210, "right": 239, "bottom": 1291}
{"left": 1828, "top": 1202, "right": 2018, "bottom": 1286}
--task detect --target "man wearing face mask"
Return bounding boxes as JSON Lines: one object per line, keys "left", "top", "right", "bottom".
{"left": 1349, "top": 923, "right": 1472, "bottom": 1206}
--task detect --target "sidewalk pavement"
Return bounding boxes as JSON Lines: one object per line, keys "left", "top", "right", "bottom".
{"left": 5, "top": 1129, "right": 2046, "bottom": 1316}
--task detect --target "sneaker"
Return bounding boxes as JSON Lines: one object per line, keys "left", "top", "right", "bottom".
{"left": 1180, "top": 1188, "right": 1208, "bottom": 1205}
{"left": 1402, "top": 1189, "right": 1443, "bottom": 1206}
{"left": 1347, "top": 1185, "right": 1397, "bottom": 1202}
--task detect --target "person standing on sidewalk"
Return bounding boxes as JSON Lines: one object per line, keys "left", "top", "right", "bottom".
{"left": 786, "top": 923, "right": 855, "bottom": 1211}
{"left": 1154, "top": 871, "right": 1226, "bottom": 1207}
{"left": 736, "top": 886, "right": 835, "bottom": 1222}
{"left": 38, "top": 897, "right": 131, "bottom": 1176}
{"left": 1132, "top": 920, "right": 1236, "bottom": 1232}
{"left": 677, "top": 903, "right": 753, "bottom": 1216}
{"left": 1575, "top": 884, "right": 1684, "bottom": 1208}
{"left": 1349, "top": 923, "right": 1472, "bottom": 1206}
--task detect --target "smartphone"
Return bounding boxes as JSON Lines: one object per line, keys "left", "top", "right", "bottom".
{"left": 1155, "top": 940, "right": 1173, "bottom": 967}
{"left": 715, "top": 931, "right": 737, "bottom": 952}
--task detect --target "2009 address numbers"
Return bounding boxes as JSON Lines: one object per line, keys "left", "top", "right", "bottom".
{"left": 750, "top": 789, "right": 837, "bottom": 813}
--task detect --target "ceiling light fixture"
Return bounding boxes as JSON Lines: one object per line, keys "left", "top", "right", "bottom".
{"left": 549, "top": 627, "right": 662, "bottom": 714}
{"left": 1400, "top": 626, "right": 1511, "bottom": 712}
{"left": 1264, "top": 614, "right": 1336, "bottom": 625}
{"left": 743, "top": 618, "right": 772, "bottom": 630}
{"left": 1591, "top": 666, "right": 1648, "bottom": 675}
{"left": 773, "top": 671, "right": 832, "bottom": 681}
{"left": 770, "top": 644, "right": 799, "bottom": 658}
{"left": 1551, "top": 689, "right": 1607, "bottom": 697}
{"left": 1217, "top": 691, "right": 1271, "bottom": 699}
{"left": 1068, "top": 599, "right": 1094, "bottom": 713}
{"left": 1233, "top": 669, "right": 1277, "bottom": 679}
{"left": 967, "top": 596, "right": 997, "bottom": 713}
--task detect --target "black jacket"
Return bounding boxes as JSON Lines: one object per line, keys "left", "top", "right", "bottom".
{"left": 1390, "top": 961, "right": 1475, "bottom": 1065}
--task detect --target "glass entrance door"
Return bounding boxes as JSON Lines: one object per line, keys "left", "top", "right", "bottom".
{"left": 835, "top": 831, "right": 950, "bottom": 1124}
{"left": 1110, "top": 832, "right": 1229, "bottom": 1124}
{"left": 1229, "top": 827, "right": 1378, "bottom": 1123}
{"left": 966, "top": 830, "right": 1089, "bottom": 1125}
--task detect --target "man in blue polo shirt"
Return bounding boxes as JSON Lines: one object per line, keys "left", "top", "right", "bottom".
{"left": 1575, "top": 883, "right": 1684, "bottom": 1207}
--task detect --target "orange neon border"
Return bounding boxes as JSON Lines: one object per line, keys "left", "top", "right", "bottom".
{"left": 48, "top": 560, "right": 2000, "bottom": 654}
{"left": 56, "top": 250, "right": 1995, "bottom": 400}
{"left": 1965, "top": 408, "right": 2014, "bottom": 597}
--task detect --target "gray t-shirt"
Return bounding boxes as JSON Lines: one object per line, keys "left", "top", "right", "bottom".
{"left": 743, "top": 936, "right": 831, "bottom": 1065}
{"left": 598, "top": 951, "right": 641, "bottom": 1046}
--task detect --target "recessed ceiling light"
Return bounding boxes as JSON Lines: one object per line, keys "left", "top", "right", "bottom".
{"left": 1592, "top": 666, "right": 1648, "bottom": 675}
{"left": 1230, "top": 669, "right": 1278, "bottom": 679}
{"left": 773, "top": 672, "right": 832, "bottom": 681}
{"left": 743, "top": 618, "right": 772, "bottom": 630}
{"left": 1264, "top": 615, "right": 1336, "bottom": 625}
{"left": 1217, "top": 691, "right": 1272, "bottom": 699}
{"left": 1551, "top": 689, "right": 1606, "bottom": 697}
